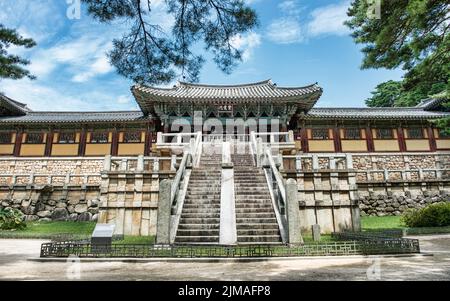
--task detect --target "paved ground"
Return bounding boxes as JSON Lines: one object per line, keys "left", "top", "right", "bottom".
{"left": 0, "top": 235, "right": 450, "bottom": 281}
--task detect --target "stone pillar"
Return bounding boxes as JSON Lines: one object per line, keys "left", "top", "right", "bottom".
{"left": 220, "top": 142, "right": 236, "bottom": 245}
{"left": 286, "top": 178, "right": 303, "bottom": 244}
{"left": 156, "top": 179, "right": 172, "bottom": 245}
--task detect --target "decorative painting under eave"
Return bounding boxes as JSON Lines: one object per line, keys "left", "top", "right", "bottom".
{"left": 131, "top": 80, "right": 323, "bottom": 116}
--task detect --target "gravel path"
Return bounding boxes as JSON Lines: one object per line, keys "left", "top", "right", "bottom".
{"left": 0, "top": 235, "right": 449, "bottom": 281}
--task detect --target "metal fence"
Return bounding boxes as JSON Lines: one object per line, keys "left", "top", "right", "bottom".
{"left": 40, "top": 239, "right": 419, "bottom": 258}
{"left": 331, "top": 232, "right": 420, "bottom": 254}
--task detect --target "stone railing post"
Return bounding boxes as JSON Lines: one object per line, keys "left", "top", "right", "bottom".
{"left": 156, "top": 179, "right": 172, "bottom": 245}
{"left": 156, "top": 132, "right": 163, "bottom": 144}
{"left": 137, "top": 155, "right": 144, "bottom": 172}
{"left": 286, "top": 178, "right": 303, "bottom": 244}
{"left": 295, "top": 156, "right": 302, "bottom": 171}
{"left": 346, "top": 154, "right": 353, "bottom": 169}
{"left": 256, "top": 137, "right": 263, "bottom": 167}
{"left": 170, "top": 154, "right": 177, "bottom": 171}
{"left": 288, "top": 130, "right": 294, "bottom": 142}
{"left": 103, "top": 155, "right": 112, "bottom": 171}
{"left": 312, "top": 155, "right": 319, "bottom": 170}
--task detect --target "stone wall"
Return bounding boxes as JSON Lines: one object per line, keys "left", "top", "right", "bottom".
{"left": 352, "top": 153, "right": 449, "bottom": 182}
{"left": 359, "top": 191, "right": 450, "bottom": 216}
{"left": 0, "top": 158, "right": 104, "bottom": 185}
{"left": 0, "top": 185, "right": 100, "bottom": 222}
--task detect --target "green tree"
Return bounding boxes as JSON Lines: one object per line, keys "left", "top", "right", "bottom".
{"left": 346, "top": 0, "right": 449, "bottom": 107}
{"left": 0, "top": 24, "right": 36, "bottom": 81}
{"left": 81, "top": 0, "right": 258, "bottom": 85}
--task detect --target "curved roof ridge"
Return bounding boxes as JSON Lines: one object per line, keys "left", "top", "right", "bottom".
{"left": 176, "top": 79, "right": 272, "bottom": 88}
{"left": 24, "top": 110, "right": 142, "bottom": 114}
{"left": 311, "top": 106, "right": 425, "bottom": 110}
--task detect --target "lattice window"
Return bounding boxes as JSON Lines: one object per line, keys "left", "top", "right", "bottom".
{"left": 123, "top": 131, "right": 142, "bottom": 143}
{"left": 312, "top": 129, "right": 329, "bottom": 140}
{"left": 58, "top": 132, "right": 76, "bottom": 144}
{"left": 90, "top": 132, "right": 109, "bottom": 143}
{"left": 407, "top": 128, "right": 424, "bottom": 139}
{"left": 26, "top": 133, "right": 44, "bottom": 144}
{"left": 0, "top": 133, "right": 12, "bottom": 144}
{"left": 345, "top": 128, "right": 361, "bottom": 139}
{"left": 376, "top": 128, "right": 393, "bottom": 139}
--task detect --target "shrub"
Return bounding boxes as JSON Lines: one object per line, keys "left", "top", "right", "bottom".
{"left": 0, "top": 208, "right": 26, "bottom": 230}
{"left": 401, "top": 202, "right": 450, "bottom": 227}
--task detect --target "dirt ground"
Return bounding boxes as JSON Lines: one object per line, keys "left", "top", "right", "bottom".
{"left": 0, "top": 235, "right": 449, "bottom": 281}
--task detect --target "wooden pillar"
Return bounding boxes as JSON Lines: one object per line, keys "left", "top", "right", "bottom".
{"left": 44, "top": 131, "right": 53, "bottom": 157}
{"left": 300, "top": 128, "right": 309, "bottom": 153}
{"left": 78, "top": 129, "right": 87, "bottom": 156}
{"left": 111, "top": 129, "right": 119, "bottom": 156}
{"left": 397, "top": 128, "right": 406, "bottom": 152}
{"left": 144, "top": 128, "right": 152, "bottom": 156}
{"left": 333, "top": 127, "right": 342, "bottom": 153}
{"left": 365, "top": 127, "right": 374, "bottom": 152}
{"left": 13, "top": 130, "right": 23, "bottom": 157}
{"left": 427, "top": 127, "right": 437, "bottom": 152}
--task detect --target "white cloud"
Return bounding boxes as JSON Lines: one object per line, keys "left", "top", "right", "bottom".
{"left": 266, "top": 0, "right": 350, "bottom": 44}
{"left": 267, "top": 18, "right": 303, "bottom": 44}
{"left": 278, "top": 1, "right": 302, "bottom": 16}
{"left": 0, "top": 0, "right": 65, "bottom": 43}
{"left": 116, "top": 95, "right": 131, "bottom": 104}
{"left": 307, "top": 1, "right": 351, "bottom": 37}
{"left": 230, "top": 32, "right": 261, "bottom": 61}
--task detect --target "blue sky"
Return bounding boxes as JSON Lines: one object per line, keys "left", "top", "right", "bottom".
{"left": 0, "top": 0, "right": 404, "bottom": 111}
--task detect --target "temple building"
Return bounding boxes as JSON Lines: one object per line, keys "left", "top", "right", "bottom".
{"left": 1, "top": 80, "right": 449, "bottom": 157}
{"left": 0, "top": 80, "right": 449, "bottom": 243}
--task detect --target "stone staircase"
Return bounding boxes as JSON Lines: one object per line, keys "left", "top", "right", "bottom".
{"left": 174, "top": 152, "right": 222, "bottom": 244}
{"left": 232, "top": 145, "right": 282, "bottom": 244}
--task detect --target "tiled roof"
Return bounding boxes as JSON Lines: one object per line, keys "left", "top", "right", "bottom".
{"left": 0, "top": 111, "right": 151, "bottom": 124}
{"left": 306, "top": 107, "right": 450, "bottom": 120}
{"left": 0, "top": 94, "right": 31, "bottom": 116}
{"left": 415, "top": 97, "right": 447, "bottom": 110}
{"left": 134, "top": 80, "right": 322, "bottom": 100}
{"left": 132, "top": 80, "right": 323, "bottom": 114}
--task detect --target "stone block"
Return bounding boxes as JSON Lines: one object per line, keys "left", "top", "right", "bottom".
{"left": 36, "top": 210, "right": 52, "bottom": 218}
{"left": 311, "top": 224, "right": 321, "bottom": 242}
{"left": 74, "top": 204, "right": 88, "bottom": 213}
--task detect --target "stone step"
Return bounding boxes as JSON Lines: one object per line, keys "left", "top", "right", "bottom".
{"left": 235, "top": 212, "right": 276, "bottom": 218}
{"left": 235, "top": 207, "right": 275, "bottom": 213}
{"left": 235, "top": 203, "right": 274, "bottom": 209}
{"left": 175, "top": 236, "right": 219, "bottom": 243}
{"left": 183, "top": 201, "right": 220, "bottom": 210}
{"left": 236, "top": 218, "right": 278, "bottom": 223}
{"left": 181, "top": 213, "right": 220, "bottom": 219}
{"left": 237, "top": 229, "right": 280, "bottom": 236}
{"left": 179, "top": 217, "right": 220, "bottom": 224}
{"left": 237, "top": 235, "right": 281, "bottom": 243}
{"left": 181, "top": 208, "right": 221, "bottom": 214}
{"left": 177, "top": 225, "right": 219, "bottom": 230}
{"left": 236, "top": 223, "right": 280, "bottom": 229}
{"left": 235, "top": 199, "right": 273, "bottom": 204}
{"left": 176, "top": 229, "right": 220, "bottom": 236}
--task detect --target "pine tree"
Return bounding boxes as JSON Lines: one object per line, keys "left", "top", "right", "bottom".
{"left": 0, "top": 24, "right": 36, "bottom": 81}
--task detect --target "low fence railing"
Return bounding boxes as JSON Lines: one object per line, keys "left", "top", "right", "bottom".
{"left": 40, "top": 237, "right": 420, "bottom": 258}
{"left": 332, "top": 232, "right": 420, "bottom": 254}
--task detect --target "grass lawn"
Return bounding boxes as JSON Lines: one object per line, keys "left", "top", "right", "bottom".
{"left": 361, "top": 215, "right": 403, "bottom": 230}
{"left": 0, "top": 221, "right": 96, "bottom": 239}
